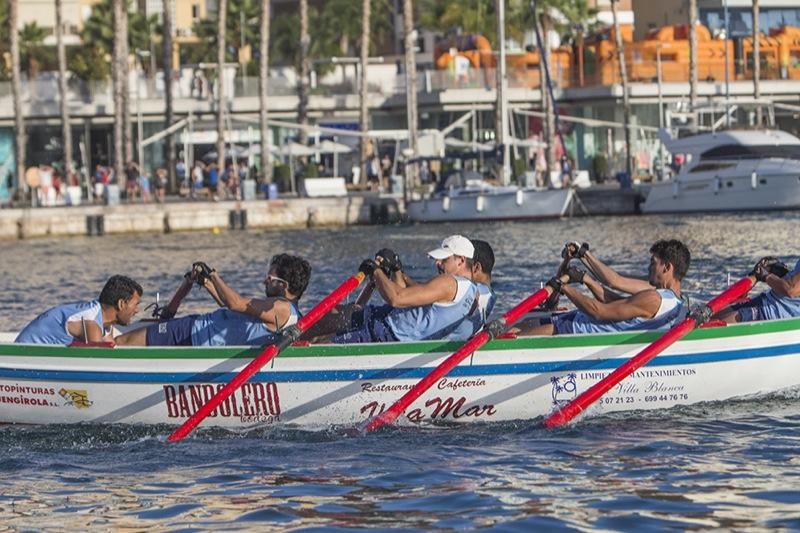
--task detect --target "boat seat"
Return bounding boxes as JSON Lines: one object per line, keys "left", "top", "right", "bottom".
{"left": 699, "top": 319, "right": 727, "bottom": 329}
{"left": 495, "top": 332, "right": 518, "bottom": 340}
{"left": 291, "top": 340, "right": 311, "bottom": 347}
{"left": 69, "top": 340, "right": 117, "bottom": 348}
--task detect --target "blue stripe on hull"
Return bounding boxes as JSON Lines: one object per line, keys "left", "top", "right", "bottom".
{"left": 1, "top": 342, "right": 799, "bottom": 384}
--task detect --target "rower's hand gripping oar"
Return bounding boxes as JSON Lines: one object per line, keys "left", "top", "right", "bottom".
{"left": 167, "top": 270, "right": 367, "bottom": 442}
{"left": 543, "top": 276, "right": 755, "bottom": 428}
{"left": 362, "top": 283, "right": 556, "bottom": 433}
{"left": 542, "top": 242, "right": 588, "bottom": 311}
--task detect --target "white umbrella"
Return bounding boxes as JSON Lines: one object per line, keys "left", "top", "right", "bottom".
{"left": 317, "top": 140, "right": 352, "bottom": 154}
{"left": 317, "top": 140, "right": 352, "bottom": 177}
{"left": 280, "top": 142, "right": 316, "bottom": 157}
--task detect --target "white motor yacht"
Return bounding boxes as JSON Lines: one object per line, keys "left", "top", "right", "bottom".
{"left": 642, "top": 129, "right": 800, "bottom": 214}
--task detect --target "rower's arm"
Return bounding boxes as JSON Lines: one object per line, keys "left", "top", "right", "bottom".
{"left": 207, "top": 272, "right": 286, "bottom": 330}
{"left": 581, "top": 251, "right": 652, "bottom": 294}
{"left": 201, "top": 277, "right": 226, "bottom": 307}
{"left": 372, "top": 271, "right": 455, "bottom": 308}
{"left": 765, "top": 270, "right": 800, "bottom": 298}
{"left": 562, "top": 286, "right": 660, "bottom": 322}
{"left": 583, "top": 275, "right": 626, "bottom": 303}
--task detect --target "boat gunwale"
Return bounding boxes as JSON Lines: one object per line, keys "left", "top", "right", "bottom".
{"left": 1, "top": 317, "right": 798, "bottom": 360}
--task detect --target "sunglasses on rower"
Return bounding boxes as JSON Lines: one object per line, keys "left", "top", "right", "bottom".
{"left": 265, "top": 274, "right": 289, "bottom": 286}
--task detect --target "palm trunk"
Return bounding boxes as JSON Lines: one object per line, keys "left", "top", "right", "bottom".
{"left": 121, "top": 4, "right": 132, "bottom": 167}
{"left": 10, "top": 0, "right": 26, "bottom": 202}
{"left": 298, "top": 0, "right": 309, "bottom": 145}
{"left": 113, "top": 0, "right": 125, "bottom": 185}
{"left": 611, "top": 0, "right": 632, "bottom": 179}
{"left": 539, "top": 14, "right": 555, "bottom": 178}
{"left": 688, "top": 0, "right": 698, "bottom": 129}
{"left": 55, "top": 0, "right": 73, "bottom": 178}
{"left": 259, "top": 0, "right": 272, "bottom": 183}
{"left": 216, "top": 0, "right": 227, "bottom": 173}
{"left": 495, "top": 0, "right": 509, "bottom": 184}
{"left": 163, "top": 0, "right": 177, "bottom": 191}
{"left": 403, "top": 0, "right": 418, "bottom": 188}
{"left": 753, "top": 0, "right": 761, "bottom": 126}
{"left": 359, "top": 0, "right": 371, "bottom": 185}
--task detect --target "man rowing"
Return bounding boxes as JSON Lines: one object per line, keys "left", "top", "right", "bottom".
{"left": 714, "top": 256, "right": 800, "bottom": 323}
{"left": 308, "top": 235, "right": 480, "bottom": 343}
{"left": 115, "top": 254, "right": 311, "bottom": 346}
{"left": 15, "top": 275, "right": 143, "bottom": 345}
{"left": 516, "top": 239, "right": 690, "bottom": 336}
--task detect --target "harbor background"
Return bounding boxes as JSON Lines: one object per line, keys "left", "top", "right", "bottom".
{"left": 0, "top": 213, "right": 799, "bottom": 528}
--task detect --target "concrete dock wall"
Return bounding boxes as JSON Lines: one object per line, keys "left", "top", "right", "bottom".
{"left": 0, "top": 196, "right": 403, "bottom": 240}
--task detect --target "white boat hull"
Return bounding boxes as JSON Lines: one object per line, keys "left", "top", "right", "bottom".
{"left": 1, "top": 318, "right": 800, "bottom": 428}
{"left": 643, "top": 172, "right": 800, "bottom": 214}
{"left": 406, "top": 188, "right": 572, "bottom": 222}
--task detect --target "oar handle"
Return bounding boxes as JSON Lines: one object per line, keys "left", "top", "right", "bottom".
{"left": 544, "top": 277, "right": 754, "bottom": 428}
{"left": 363, "top": 286, "right": 553, "bottom": 432}
{"left": 167, "top": 271, "right": 366, "bottom": 442}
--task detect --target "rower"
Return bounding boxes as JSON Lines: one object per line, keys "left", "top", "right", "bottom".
{"left": 308, "top": 235, "right": 480, "bottom": 344}
{"left": 714, "top": 256, "right": 800, "bottom": 323}
{"left": 516, "top": 239, "right": 689, "bottom": 336}
{"left": 114, "top": 254, "right": 310, "bottom": 346}
{"left": 15, "top": 275, "right": 143, "bottom": 345}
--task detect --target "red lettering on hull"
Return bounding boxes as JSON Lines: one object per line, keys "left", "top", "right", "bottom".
{"left": 162, "top": 383, "right": 281, "bottom": 421}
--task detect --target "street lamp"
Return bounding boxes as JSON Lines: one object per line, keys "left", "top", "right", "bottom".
{"left": 135, "top": 49, "right": 151, "bottom": 169}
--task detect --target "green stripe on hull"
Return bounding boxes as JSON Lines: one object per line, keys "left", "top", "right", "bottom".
{"left": 2, "top": 317, "right": 799, "bottom": 360}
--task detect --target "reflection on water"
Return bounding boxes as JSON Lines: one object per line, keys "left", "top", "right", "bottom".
{"left": 1, "top": 212, "right": 800, "bottom": 529}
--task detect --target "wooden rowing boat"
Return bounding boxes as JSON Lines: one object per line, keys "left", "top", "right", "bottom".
{"left": 1, "top": 318, "right": 799, "bottom": 428}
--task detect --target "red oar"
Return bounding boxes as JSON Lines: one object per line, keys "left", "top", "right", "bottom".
{"left": 363, "top": 285, "right": 554, "bottom": 432}
{"left": 158, "top": 273, "right": 195, "bottom": 320}
{"left": 544, "top": 276, "right": 755, "bottom": 428}
{"left": 168, "top": 271, "right": 367, "bottom": 441}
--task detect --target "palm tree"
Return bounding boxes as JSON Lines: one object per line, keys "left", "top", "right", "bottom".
{"left": 610, "top": 0, "right": 632, "bottom": 179}
{"left": 9, "top": 0, "right": 26, "bottom": 202}
{"left": 163, "top": 0, "right": 176, "bottom": 191}
{"left": 216, "top": 0, "right": 228, "bottom": 173}
{"left": 259, "top": 0, "right": 271, "bottom": 184}
{"left": 753, "top": 0, "right": 761, "bottom": 126}
{"left": 113, "top": 0, "right": 126, "bottom": 183}
{"left": 359, "top": 0, "right": 371, "bottom": 185}
{"left": 495, "top": 0, "right": 509, "bottom": 183}
{"left": 55, "top": 0, "right": 73, "bottom": 178}
{"left": 403, "top": 0, "right": 418, "bottom": 188}
{"left": 298, "top": 0, "right": 310, "bottom": 145}
{"left": 688, "top": 0, "right": 697, "bottom": 128}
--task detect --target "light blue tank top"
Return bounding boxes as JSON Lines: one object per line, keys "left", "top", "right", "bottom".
{"left": 190, "top": 301, "right": 300, "bottom": 346}
{"left": 570, "top": 289, "right": 684, "bottom": 334}
{"left": 386, "top": 276, "right": 479, "bottom": 341}
{"left": 759, "top": 259, "right": 800, "bottom": 320}
{"left": 15, "top": 300, "right": 104, "bottom": 345}
{"left": 453, "top": 282, "right": 496, "bottom": 338}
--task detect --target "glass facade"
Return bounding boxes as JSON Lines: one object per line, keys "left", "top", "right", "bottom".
{"left": 701, "top": 7, "right": 800, "bottom": 38}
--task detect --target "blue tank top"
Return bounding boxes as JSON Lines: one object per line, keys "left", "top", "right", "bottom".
{"left": 190, "top": 301, "right": 300, "bottom": 346}
{"left": 759, "top": 259, "right": 800, "bottom": 320}
{"left": 386, "top": 276, "right": 479, "bottom": 341}
{"left": 16, "top": 300, "right": 104, "bottom": 345}
{"left": 569, "top": 289, "right": 684, "bottom": 334}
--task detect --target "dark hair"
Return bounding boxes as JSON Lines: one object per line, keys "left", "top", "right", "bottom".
{"left": 471, "top": 239, "right": 495, "bottom": 275}
{"left": 98, "top": 275, "right": 143, "bottom": 307}
{"left": 649, "top": 239, "right": 691, "bottom": 281}
{"left": 270, "top": 253, "right": 312, "bottom": 299}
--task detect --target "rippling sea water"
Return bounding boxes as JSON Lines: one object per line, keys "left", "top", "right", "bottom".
{"left": 1, "top": 213, "right": 799, "bottom": 529}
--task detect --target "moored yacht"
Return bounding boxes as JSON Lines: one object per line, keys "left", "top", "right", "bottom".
{"left": 642, "top": 129, "right": 800, "bottom": 214}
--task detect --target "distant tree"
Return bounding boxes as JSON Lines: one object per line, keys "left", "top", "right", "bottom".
{"left": 56, "top": 0, "right": 74, "bottom": 176}
{"left": 10, "top": 0, "right": 26, "bottom": 200}
{"left": 18, "top": 21, "right": 49, "bottom": 79}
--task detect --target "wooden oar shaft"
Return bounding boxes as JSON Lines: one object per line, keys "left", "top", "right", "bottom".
{"left": 363, "top": 287, "right": 551, "bottom": 432}
{"left": 544, "top": 277, "right": 754, "bottom": 428}
{"left": 167, "top": 272, "right": 365, "bottom": 442}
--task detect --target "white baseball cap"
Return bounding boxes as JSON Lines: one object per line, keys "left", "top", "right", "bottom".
{"left": 428, "top": 235, "right": 475, "bottom": 260}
